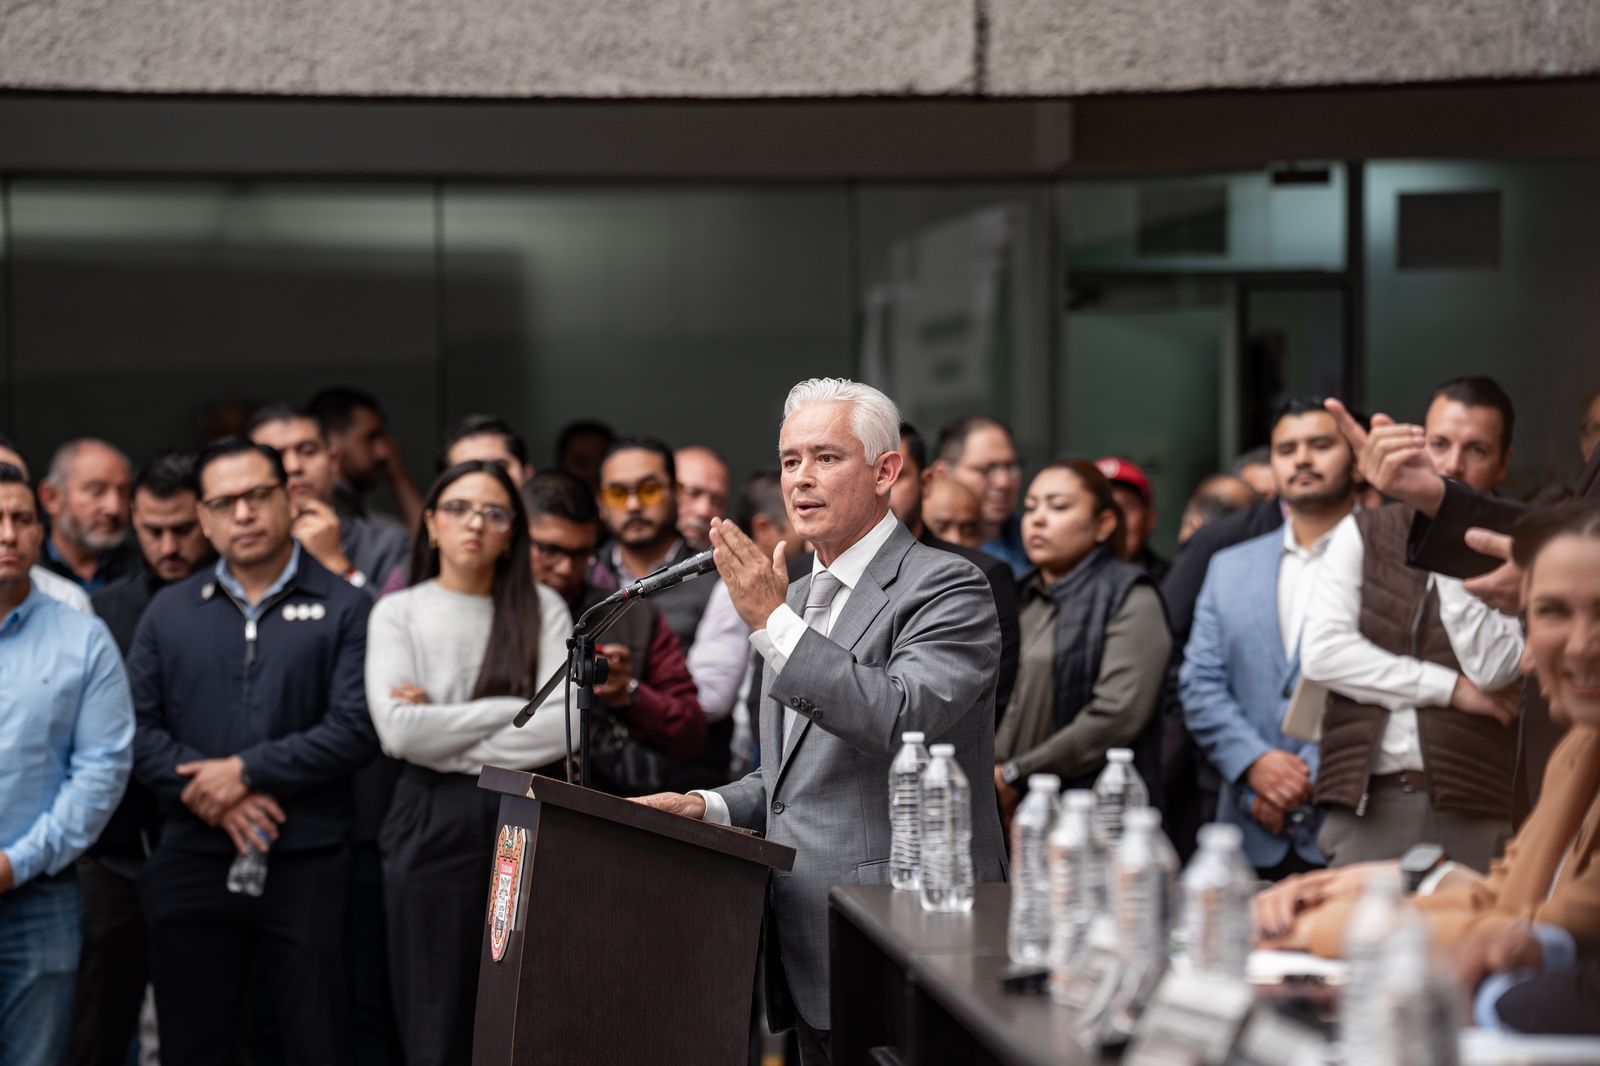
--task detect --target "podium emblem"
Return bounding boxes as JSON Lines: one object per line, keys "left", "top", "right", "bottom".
{"left": 489, "top": 824, "right": 527, "bottom": 962}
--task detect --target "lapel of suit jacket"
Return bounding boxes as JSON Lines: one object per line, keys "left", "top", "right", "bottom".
{"left": 775, "top": 523, "right": 913, "bottom": 784}
{"left": 1242, "top": 533, "right": 1292, "bottom": 690}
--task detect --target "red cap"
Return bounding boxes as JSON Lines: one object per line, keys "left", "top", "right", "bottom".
{"left": 1095, "top": 457, "right": 1153, "bottom": 504}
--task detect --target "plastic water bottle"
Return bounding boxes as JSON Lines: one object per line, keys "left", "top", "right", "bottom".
{"left": 1092, "top": 748, "right": 1148, "bottom": 852}
{"left": 226, "top": 843, "right": 268, "bottom": 897}
{"left": 889, "top": 731, "right": 931, "bottom": 890}
{"left": 1048, "top": 790, "right": 1104, "bottom": 1003}
{"left": 1341, "top": 875, "right": 1404, "bottom": 1063}
{"left": 1111, "top": 808, "right": 1177, "bottom": 1003}
{"left": 1384, "top": 909, "right": 1463, "bottom": 1066}
{"left": 1178, "top": 823, "right": 1254, "bottom": 978}
{"left": 918, "top": 744, "right": 974, "bottom": 913}
{"left": 1006, "top": 773, "right": 1060, "bottom": 965}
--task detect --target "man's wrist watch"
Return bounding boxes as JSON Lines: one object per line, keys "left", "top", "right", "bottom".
{"left": 237, "top": 757, "right": 253, "bottom": 791}
{"left": 621, "top": 678, "right": 640, "bottom": 708}
{"left": 1000, "top": 761, "right": 1023, "bottom": 788}
{"left": 1400, "top": 842, "right": 1446, "bottom": 895}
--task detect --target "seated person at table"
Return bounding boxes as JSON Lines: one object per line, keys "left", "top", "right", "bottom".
{"left": 1253, "top": 500, "right": 1600, "bottom": 1031}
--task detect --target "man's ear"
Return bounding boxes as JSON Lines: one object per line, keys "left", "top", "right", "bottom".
{"left": 877, "top": 450, "right": 905, "bottom": 494}
{"left": 920, "top": 466, "right": 936, "bottom": 496}
{"left": 37, "top": 479, "right": 62, "bottom": 518}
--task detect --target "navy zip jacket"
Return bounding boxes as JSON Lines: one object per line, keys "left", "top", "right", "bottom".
{"left": 128, "top": 549, "right": 377, "bottom": 855}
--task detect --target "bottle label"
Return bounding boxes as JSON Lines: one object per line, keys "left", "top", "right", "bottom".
{"left": 489, "top": 824, "right": 528, "bottom": 962}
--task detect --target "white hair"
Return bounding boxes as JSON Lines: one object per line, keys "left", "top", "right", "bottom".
{"left": 781, "top": 378, "right": 901, "bottom": 461}
{"left": 44, "top": 438, "right": 132, "bottom": 491}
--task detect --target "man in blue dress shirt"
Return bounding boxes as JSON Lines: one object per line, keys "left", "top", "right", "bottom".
{"left": 0, "top": 461, "right": 133, "bottom": 1066}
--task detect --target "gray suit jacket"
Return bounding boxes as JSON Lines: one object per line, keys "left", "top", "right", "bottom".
{"left": 713, "top": 520, "right": 1008, "bottom": 1030}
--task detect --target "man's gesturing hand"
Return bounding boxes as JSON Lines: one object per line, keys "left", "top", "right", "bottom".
{"left": 631, "top": 792, "right": 708, "bottom": 820}
{"left": 709, "top": 516, "right": 789, "bottom": 630}
{"left": 1463, "top": 528, "right": 1524, "bottom": 616}
{"left": 1245, "top": 750, "right": 1312, "bottom": 812}
{"left": 178, "top": 756, "right": 250, "bottom": 826}
{"left": 1325, "top": 399, "right": 1446, "bottom": 517}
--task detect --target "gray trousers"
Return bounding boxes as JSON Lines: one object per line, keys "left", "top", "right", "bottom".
{"left": 1319, "top": 785, "right": 1511, "bottom": 875}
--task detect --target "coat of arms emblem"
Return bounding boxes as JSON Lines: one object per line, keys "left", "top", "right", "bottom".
{"left": 488, "top": 824, "right": 527, "bottom": 962}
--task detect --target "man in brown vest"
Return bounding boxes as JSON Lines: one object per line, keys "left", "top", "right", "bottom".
{"left": 1301, "top": 377, "right": 1527, "bottom": 874}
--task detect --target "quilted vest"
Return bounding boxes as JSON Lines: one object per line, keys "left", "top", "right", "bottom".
{"left": 1313, "top": 505, "right": 1515, "bottom": 818}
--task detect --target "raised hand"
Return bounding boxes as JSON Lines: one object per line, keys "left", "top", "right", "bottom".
{"left": 708, "top": 516, "right": 789, "bottom": 630}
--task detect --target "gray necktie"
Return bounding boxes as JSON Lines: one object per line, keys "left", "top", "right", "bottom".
{"left": 784, "top": 570, "right": 844, "bottom": 752}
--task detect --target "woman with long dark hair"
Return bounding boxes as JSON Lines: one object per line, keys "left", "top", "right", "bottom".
{"left": 366, "top": 461, "right": 573, "bottom": 1066}
{"left": 992, "top": 460, "right": 1172, "bottom": 821}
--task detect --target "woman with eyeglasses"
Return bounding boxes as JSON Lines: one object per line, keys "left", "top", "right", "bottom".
{"left": 364, "top": 461, "right": 574, "bottom": 1066}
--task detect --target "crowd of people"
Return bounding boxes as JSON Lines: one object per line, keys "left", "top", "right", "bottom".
{"left": 1, "top": 374, "right": 1598, "bottom": 1065}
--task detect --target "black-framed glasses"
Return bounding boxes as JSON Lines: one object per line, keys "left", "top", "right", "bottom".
{"left": 435, "top": 500, "right": 514, "bottom": 533}
{"left": 201, "top": 484, "right": 282, "bottom": 518}
{"left": 530, "top": 539, "right": 596, "bottom": 565}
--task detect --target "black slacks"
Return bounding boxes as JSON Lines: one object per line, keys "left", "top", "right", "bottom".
{"left": 380, "top": 767, "right": 500, "bottom": 1066}
{"left": 138, "top": 845, "right": 350, "bottom": 1066}
{"left": 68, "top": 854, "right": 148, "bottom": 1066}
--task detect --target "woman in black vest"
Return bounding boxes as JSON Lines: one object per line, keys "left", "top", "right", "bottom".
{"left": 993, "top": 460, "right": 1172, "bottom": 822}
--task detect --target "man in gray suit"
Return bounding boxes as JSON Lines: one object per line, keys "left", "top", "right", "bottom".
{"left": 639, "top": 378, "right": 1006, "bottom": 1064}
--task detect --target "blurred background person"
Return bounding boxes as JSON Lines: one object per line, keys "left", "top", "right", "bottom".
{"left": 993, "top": 460, "right": 1169, "bottom": 823}
{"left": 308, "top": 386, "right": 424, "bottom": 531}
{"left": 553, "top": 419, "right": 615, "bottom": 495}
{"left": 1096, "top": 456, "right": 1166, "bottom": 582}
{"left": 932, "top": 416, "right": 1027, "bottom": 576}
{"left": 1177, "top": 474, "right": 1259, "bottom": 546}
{"left": 436, "top": 414, "right": 532, "bottom": 487}
{"left": 1233, "top": 445, "right": 1277, "bottom": 501}
{"left": 366, "top": 461, "right": 574, "bottom": 1066}
{"left": 72, "top": 450, "right": 212, "bottom": 1066}
{"left": 920, "top": 477, "right": 984, "bottom": 549}
{"left": 0, "top": 435, "right": 92, "bottom": 613}
{"left": 675, "top": 445, "right": 731, "bottom": 552}
{"left": 38, "top": 439, "right": 136, "bottom": 594}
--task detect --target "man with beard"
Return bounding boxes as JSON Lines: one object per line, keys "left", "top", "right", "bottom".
{"left": 1179, "top": 401, "right": 1355, "bottom": 880}
{"left": 675, "top": 445, "right": 731, "bottom": 553}
{"left": 594, "top": 438, "right": 743, "bottom": 788}
{"left": 1302, "top": 378, "right": 1527, "bottom": 873}
{"left": 307, "top": 386, "right": 425, "bottom": 531}
{"left": 72, "top": 451, "right": 214, "bottom": 1066}
{"left": 38, "top": 439, "right": 137, "bottom": 594}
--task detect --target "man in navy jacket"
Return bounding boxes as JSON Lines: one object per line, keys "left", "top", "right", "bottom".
{"left": 129, "top": 438, "right": 375, "bottom": 1064}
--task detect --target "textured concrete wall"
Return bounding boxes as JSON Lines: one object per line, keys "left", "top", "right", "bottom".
{"left": 2, "top": 0, "right": 1598, "bottom": 98}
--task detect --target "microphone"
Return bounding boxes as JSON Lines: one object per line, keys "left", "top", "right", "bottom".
{"left": 589, "top": 549, "right": 717, "bottom": 611}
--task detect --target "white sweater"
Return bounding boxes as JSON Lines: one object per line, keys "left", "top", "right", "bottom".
{"left": 365, "top": 579, "right": 575, "bottom": 775}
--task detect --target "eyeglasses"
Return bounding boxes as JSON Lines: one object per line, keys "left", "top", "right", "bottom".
{"left": 530, "top": 539, "right": 596, "bottom": 565}
{"left": 599, "top": 480, "right": 668, "bottom": 509}
{"left": 201, "top": 484, "right": 282, "bottom": 517}
{"left": 435, "top": 500, "right": 514, "bottom": 533}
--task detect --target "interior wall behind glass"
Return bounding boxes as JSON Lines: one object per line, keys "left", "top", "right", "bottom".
{"left": 1365, "top": 161, "right": 1600, "bottom": 498}
{"left": 5, "top": 180, "right": 439, "bottom": 505}
{"left": 440, "top": 185, "right": 853, "bottom": 482}
{"left": 852, "top": 184, "right": 1056, "bottom": 470}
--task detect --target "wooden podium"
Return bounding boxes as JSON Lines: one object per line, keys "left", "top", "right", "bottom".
{"left": 472, "top": 767, "right": 796, "bottom": 1066}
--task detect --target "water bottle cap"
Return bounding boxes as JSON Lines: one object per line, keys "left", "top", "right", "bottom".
{"left": 1107, "top": 748, "right": 1133, "bottom": 764}
{"left": 1198, "top": 823, "right": 1243, "bottom": 850}
{"left": 1125, "top": 808, "right": 1161, "bottom": 829}
{"left": 1063, "top": 790, "right": 1094, "bottom": 810}
{"left": 1027, "top": 774, "right": 1061, "bottom": 792}
{"left": 929, "top": 743, "right": 956, "bottom": 757}
{"left": 901, "top": 731, "right": 925, "bottom": 744}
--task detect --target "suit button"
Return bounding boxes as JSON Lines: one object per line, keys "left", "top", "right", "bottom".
{"left": 790, "top": 697, "right": 804, "bottom": 709}
{"left": 812, "top": 709, "right": 823, "bottom": 721}
{"left": 772, "top": 800, "right": 786, "bottom": 814}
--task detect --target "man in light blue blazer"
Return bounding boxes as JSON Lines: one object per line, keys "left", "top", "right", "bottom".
{"left": 1179, "top": 400, "right": 1359, "bottom": 879}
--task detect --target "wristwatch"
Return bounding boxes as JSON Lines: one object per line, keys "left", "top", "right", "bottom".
{"left": 622, "top": 677, "right": 640, "bottom": 708}
{"left": 1400, "top": 842, "right": 1446, "bottom": 895}
{"left": 344, "top": 567, "right": 369, "bottom": 589}
{"left": 1000, "top": 761, "right": 1023, "bottom": 787}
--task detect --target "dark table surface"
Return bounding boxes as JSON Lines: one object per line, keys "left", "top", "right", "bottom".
{"left": 830, "top": 884, "right": 1096, "bottom": 1066}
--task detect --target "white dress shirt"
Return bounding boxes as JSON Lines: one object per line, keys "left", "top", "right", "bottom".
{"left": 1276, "top": 517, "right": 1340, "bottom": 660}
{"left": 684, "top": 578, "right": 751, "bottom": 724}
{"left": 694, "top": 510, "right": 901, "bottom": 825}
{"left": 1301, "top": 513, "right": 1525, "bottom": 775}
